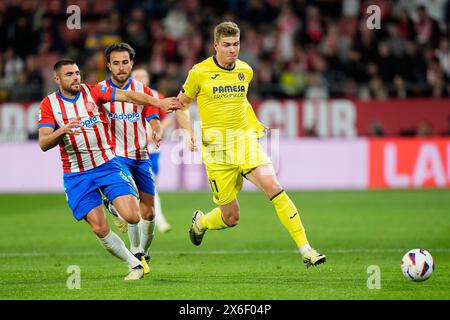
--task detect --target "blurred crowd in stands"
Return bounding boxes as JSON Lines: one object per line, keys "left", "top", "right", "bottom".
{"left": 367, "top": 117, "right": 450, "bottom": 137}
{"left": 1, "top": 0, "right": 450, "bottom": 103}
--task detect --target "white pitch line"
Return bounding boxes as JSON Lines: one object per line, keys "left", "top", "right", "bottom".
{"left": 1, "top": 248, "right": 450, "bottom": 258}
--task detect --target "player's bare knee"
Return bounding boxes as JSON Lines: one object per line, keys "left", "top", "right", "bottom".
{"left": 120, "top": 197, "right": 141, "bottom": 224}
{"left": 140, "top": 208, "right": 155, "bottom": 221}
{"left": 91, "top": 223, "right": 109, "bottom": 238}
{"left": 267, "top": 184, "right": 283, "bottom": 199}
{"left": 125, "top": 213, "right": 140, "bottom": 224}
{"left": 139, "top": 197, "right": 155, "bottom": 220}
{"left": 118, "top": 206, "right": 141, "bottom": 224}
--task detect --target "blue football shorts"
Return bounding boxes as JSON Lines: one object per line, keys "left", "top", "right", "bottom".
{"left": 63, "top": 157, "right": 137, "bottom": 221}
{"left": 114, "top": 156, "right": 156, "bottom": 196}
{"left": 149, "top": 152, "right": 161, "bottom": 176}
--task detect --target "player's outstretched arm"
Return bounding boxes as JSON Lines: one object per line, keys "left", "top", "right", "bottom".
{"left": 114, "top": 89, "right": 182, "bottom": 112}
{"left": 39, "top": 117, "right": 82, "bottom": 151}
{"left": 175, "top": 92, "right": 197, "bottom": 151}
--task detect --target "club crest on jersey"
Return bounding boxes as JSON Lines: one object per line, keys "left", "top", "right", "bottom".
{"left": 85, "top": 102, "right": 96, "bottom": 112}
{"left": 238, "top": 72, "right": 245, "bottom": 81}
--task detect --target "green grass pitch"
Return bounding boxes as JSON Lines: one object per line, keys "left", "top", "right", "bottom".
{"left": 0, "top": 189, "right": 449, "bottom": 300}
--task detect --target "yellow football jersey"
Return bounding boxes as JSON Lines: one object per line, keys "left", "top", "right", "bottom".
{"left": 182, "top": 56, "right": 266, "bottom": 147}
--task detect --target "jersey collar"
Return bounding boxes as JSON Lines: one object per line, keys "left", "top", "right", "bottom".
{"left": 107, "top": 77, "right": 131, "bottom": 90}
{"left": 213, "top": 56, "right": 236, "bottom": 71}
{"left": 57, "top": 90, "right": 80, "bottom": 103}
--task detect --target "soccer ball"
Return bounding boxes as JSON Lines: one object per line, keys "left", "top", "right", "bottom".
{"left": 401, "top": 249, "right": 434, "bottom": 282}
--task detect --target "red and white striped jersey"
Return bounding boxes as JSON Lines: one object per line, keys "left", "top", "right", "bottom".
{"left": 99, "top": 78, "right": 159, "bottom": 160}
{"left": 38, "top": 84, "right": 116, "bottom": 173}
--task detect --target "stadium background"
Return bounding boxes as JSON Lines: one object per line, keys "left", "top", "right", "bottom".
{"left": 0, "top": 0, "right": 449, "bottom": 301}
{"left": 1, "top": 0, "right": 450, "bottom": 191}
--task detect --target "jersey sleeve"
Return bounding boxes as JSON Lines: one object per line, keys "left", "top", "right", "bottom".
{"left": 143, "top": 85, "right": 160, "bottom": 121}
{"left": 37, "top": 97, "right": 56, "bottom": 129}
{"left": 158, "top": 108, "right": 167, "bottom": 120}
{"left": 248, "top": 66, "right": 254, "bottom": 83}
{"left": 88, "top": 84, "right": 116, "bottom": 105}
{"left": 181, "top": 66, "right": 200, "bottom": 99}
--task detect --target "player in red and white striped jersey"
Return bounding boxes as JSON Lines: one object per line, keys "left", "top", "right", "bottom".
{"left": 38, "top": 81, "right": 115, "bottom": 173}
{"left": 98, "top": 78, "right": 158, "bottom": 161}
{"left": 38, "top": 59, "right": 181, "bottom": 280}
{"left": 99, "top": 43, "right": 171, "bottom": 268}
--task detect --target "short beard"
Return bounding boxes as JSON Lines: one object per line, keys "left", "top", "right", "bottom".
{"left": 112, "top": 72, "right": 130, "bottom": 86}
{"left": 63, "top": 84, "right": 80, "bottom": 96}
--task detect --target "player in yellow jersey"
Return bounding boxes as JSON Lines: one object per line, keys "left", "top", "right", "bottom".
{"left": 175, "top": 22, "right": 326, "bottom": 268}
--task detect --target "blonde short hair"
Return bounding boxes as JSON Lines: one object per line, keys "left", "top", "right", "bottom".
{"left": 214, "top": 21, "right": 240, "bottom": 42}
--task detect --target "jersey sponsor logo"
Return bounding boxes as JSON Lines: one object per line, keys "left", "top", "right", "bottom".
{"left": 81, "top": 115, "right": 99, "bottom": 128}
{"left": 211, "top": 74, "right": 220, "bottom": 79}
{"left": 238, "top": 72, "right": 245, "bottom": 81}
{"left": 212, "top": 85, "right": 246, "bottom": 99}
{"left": 108, "top": 112, "right": 141, "bottom": 122}
{"left": 100, "top": 85, "right": 108, "bottom": 92}
{"left": 212, "top": 85, "right": 246, "bottom": 94}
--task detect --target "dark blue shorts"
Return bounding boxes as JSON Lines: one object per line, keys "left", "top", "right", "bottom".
{"left": 115, "top": 156, "right": 155, "bottom": 196}
{"left": 63, "top": 157, "right": 137, "bottom": 221}
{"left": 149, "top": 152, "right": 161, "bottom": 176}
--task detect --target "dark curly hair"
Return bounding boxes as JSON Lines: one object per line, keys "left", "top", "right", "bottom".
{"left": 105, "top": 43, "right": 136, "bottom": 63}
